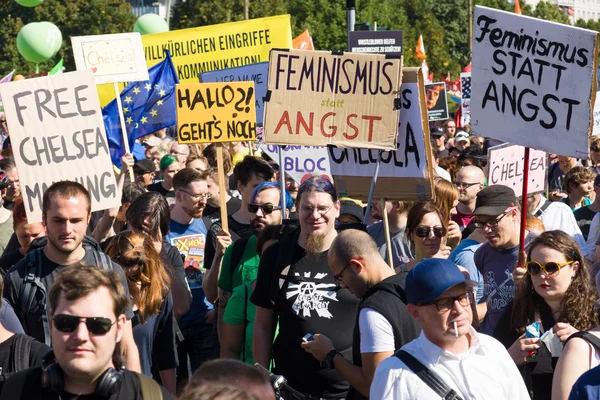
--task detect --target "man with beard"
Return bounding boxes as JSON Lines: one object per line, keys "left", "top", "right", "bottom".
{"left": 165, "top": 168, "right": 215, "bottom": 380}
{"left": 217, "top": 182, "right": 291, "bottom": 347}
{"left": 367, "top": 200, "right": 413, "bottom": 271}
{"left": 252, "top": 176, "right": 360, "bottom": 399}
{"left": 452, "top": 166, "right": 485, "bottom": 236}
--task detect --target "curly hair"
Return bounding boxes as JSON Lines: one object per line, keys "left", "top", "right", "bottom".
{"left": 105, "top": 231, "right": 170, "bottom": 324}
{"left": 510, "top": 230, "right": 599, "bottom": 335}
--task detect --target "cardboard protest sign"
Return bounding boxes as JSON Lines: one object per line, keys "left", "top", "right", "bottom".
{"left": 461, "top": 72, "right": 471, "bottom": 126}
{"left": 425, "top": 82, "right": 449, "bottom": 121}
{"left": 593, "top": 91, "right": 600, "bottom": 136}
{"left": 488, "top": 144, "right": 547, "bottom": 196}
{"left": 471, "top": 6, "right": 598, "bottom": 157}
{"left": 98, "top": 15, "right": 292, "bottom": 106}
{"left": 200, "top": 62, "right": 268, "bottom": 126}
{"left": 0, "top": 71, "right": 121, "bottom": 223}
{"left": 329, "top": 68, "right": 434, "bottom": 200}
{"left": 263, "top": 49, "right": 402, "bottom": 150}
{"left": 176, "top": 82, "right": 257, "bottom": 144}
{"left": 348, "top": 31, "right": 403, "bottom": 57}
{"left": 71, "top": 33, "right": 148, "bottom": 84}
{"left": 261, "top": 144, "right": 332, "bottom": 183}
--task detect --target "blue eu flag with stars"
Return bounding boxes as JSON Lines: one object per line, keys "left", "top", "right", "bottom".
{"left": 103, "top": 51, "right": 179, "bottom": 167}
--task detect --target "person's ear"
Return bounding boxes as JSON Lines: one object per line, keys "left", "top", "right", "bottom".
{"left": 237, "top": 180, "right": 244, "bottom": 194}
{"left": 407, "top": 304, "right": 422, "bottom": 322}
{"left": 571, "top": 260, "right": 580, "bottom": 277}
{"left": 115, "top": 314, "right": 127, "bottom": 343}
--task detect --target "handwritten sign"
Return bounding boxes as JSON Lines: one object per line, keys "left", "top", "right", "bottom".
{"left": 487, "top": 144, "right": 547, "bottom": 196}
{"left": 348, "top": 31, "right": 403, "bottom": 57}
{"left": 263, "top": 49, "right": 402, "bottom": 150}
{"left": 261, "top": 144, "right": 332, "bottom": 183}
{"left": 593, "top": 91, "right": 600, "bottom": 136}
{"left": 200, "top": 62, "right": 268, "bottom": 125}
{"left": 71, "top": 33, "right": 148, "bottom": 84}
{"left": 329, "top": 68, "right": 434, "bottom": 200}
{"left": 471, "top": 6, "right": 598, "bottom": 157}
{"left": 176, "top": 82, "right": 257, "bottom": 144}
{"left": 0, "top": 71, "right": 121, "bottom": 222}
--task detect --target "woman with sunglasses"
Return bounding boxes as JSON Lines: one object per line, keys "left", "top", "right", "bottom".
{"left": 403, "top": 202, "right": 449, "bottom": 273}
{"left": 493, "top": 230, "right": 599, "bottom": 400}
{"left": 433, "top": 177, "right": 462, "bottom": 250}
{"left": 105, "top": 230, "right": 177, "bottom": 394}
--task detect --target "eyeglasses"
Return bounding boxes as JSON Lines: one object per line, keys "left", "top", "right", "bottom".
{"left": 248, "top": 203, "right": 282, "bottom": 215}
{"left": 53, "top": 314, "right": 116, "bottom": 335}
{"left": 417, "top": 292, "right": 474, "bottom": 313}
{"left": 333, "top": 257, "right": 362, "bottom": 282}
{"left": 179, "top": 189, "right": 211, "bottom": 201}
{"left": 473, "top": 213, "right": 508, "bottom": 229}
{"left": 454, "top": 182, "right": 480, "bottom": 190}
{"left": 300, "top": 204, "right": 334, "bottom": 216}
{"left": 526, "top": 261, "right": 574, "bottom": 277}
{"left": 414, "top": 226, "right": 446, "bottom": 238}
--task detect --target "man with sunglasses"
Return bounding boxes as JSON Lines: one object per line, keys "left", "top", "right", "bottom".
{"left": 1, "top": 264, "right": 171, "bottom": 399}
{"left": 473, "top": 185, "right": 529, "bottom": 335}
{"left": 165, "top": 168, "right": 215, "bottom": 382}
{"left": 301, "top": 229, "right": 420, "bottom": 399}
{"left": 371, "top": 258, "right": 529, "bottom": 400}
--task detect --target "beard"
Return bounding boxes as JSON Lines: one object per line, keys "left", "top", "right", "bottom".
{"left": 305, "top": 232, "right": 327, "bottom": 260}
{"left": 183, "top": 204, "right": 205, "bottom": 219}
{"left": 251, "top": 217, "right": 266, "bottom": 235}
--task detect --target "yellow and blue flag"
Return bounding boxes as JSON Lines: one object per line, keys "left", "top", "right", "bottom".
{"left": 103, "top": 51, "right": 179, "bottom": 167}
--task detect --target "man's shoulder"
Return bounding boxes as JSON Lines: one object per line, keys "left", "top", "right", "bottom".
{"left": 120, "top": 369, "right": 174, "bottom": 399}
{"left": 547, "top": 200, "right": 576, "bottom": 214}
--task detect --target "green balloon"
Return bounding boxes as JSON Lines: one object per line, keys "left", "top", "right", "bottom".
{"left": 15, "top": 0, "right": 44, "bottom": 7}
{"left": 134, "top": 14, "right": 169, "bottom": 35}
{"left": 17, "top": 22, "right": 62, "bottom": 63}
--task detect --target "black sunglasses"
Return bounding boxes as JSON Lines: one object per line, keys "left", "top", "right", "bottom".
{"left": 53, "top": 314, "right": 116, "bottom": 335}
{"left": 414, "top": 226, "right": 446, "bottom": 238}
{"left": 248, "top": 203, "right": 282, "bottom": 215}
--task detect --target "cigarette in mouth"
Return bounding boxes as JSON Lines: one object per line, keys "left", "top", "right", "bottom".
{"left": 454, "top": 322, "right": 458, "bottom": 337}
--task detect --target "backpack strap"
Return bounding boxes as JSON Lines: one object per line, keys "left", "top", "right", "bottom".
{"left": 394, "top": 350, "right": 464, "bottom": 400}
{"left": 135, "top": 372, "right": 163, "bottom": 400}
{"left": 20, "top": 249, "right": 50, "bottom": 346}
{"left": 534, "top": 199, "right": 552, "bottom": 218}
{"left": 565, "top": 331, "right": 600, "bottom": 352}
{"left": 10, "top": 334, "right": 34, "bottom": 373}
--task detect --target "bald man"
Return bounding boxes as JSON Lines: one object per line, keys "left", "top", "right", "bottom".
{"left": 453, "top": 166, "right": 485, "bottom": 236}
{"left": 301, "top": 230, "right": 420, "bottom": 400}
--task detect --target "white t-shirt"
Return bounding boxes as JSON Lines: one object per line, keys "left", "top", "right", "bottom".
{"left": 359, "top": 308, "right": 395, "bottom": 353}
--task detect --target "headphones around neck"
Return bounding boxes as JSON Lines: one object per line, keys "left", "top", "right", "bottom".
{"left": 41, "top": 350, "right": 125, "bottom": 397}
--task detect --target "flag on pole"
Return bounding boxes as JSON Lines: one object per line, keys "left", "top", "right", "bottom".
{"left": 103, "top": 51, "right": 179, "bottom": 167}
{"left": 0, "top": 70, "right": 15, "bottom": 84}
{"left": 416, "top": 35, "right": 427, "bottom": 60}
{"left": 293, "top": 30, "right": 314, "bottom": 50}
{"left": 515, "top": 0, "right": 522, "bottom": 14}
{"left": 49, "top": 58, "right": 64, "bottom": 75}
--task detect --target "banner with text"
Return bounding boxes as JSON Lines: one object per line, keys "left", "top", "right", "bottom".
{"left": 71, "top": 33, "right": 149, "bottom": 84}
{"left": 263, "top": 49, "right": 402, "bottom": 150}
{"left": 262, "top": 144, "right": 332, "bottom": 183}
{"left": 487, "top": 144, "right": 547, "bottom": 196}
{"left": 593, "top": 91, "right": 600, "bottom": 135}
{"left": 329, "top": 68, "right": 434, "bottom": 200}
{"left": 461, "top": 72, "right": 471, "bottom": 126}
{"left": 348, "top": 30, "right": 403, "bottom": 57}
{"left": 471, "top": 6, "right": 598, "bottom": 157}
{"left": 176, "top": 81, "right": 257, "bottom": 144}
{"left": 200, "top": 62, "right": 268, "bottom": 126}
{"left": 0, "top": 71, "right": 121, "bottom": 222}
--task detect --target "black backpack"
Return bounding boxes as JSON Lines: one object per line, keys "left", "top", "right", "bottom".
{"left": 19, "top": 236, "right": 115, "bottom": 346}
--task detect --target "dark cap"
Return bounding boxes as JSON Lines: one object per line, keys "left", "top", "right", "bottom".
{"left": 474, "top": 185, "right": 517, "bottom": 216}
{"left": 340, "top": 200, "right": 364, "bottom": 223}
{"left": 133, "top": 159, "right": 155, "bottom": 175}
{"left": 430, "top": 127, "right": 444, "bottom": 137}
{"left": 405, "top": 258, "right": 477, "bottom": 304}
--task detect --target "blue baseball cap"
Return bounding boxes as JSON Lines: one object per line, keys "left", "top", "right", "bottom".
{"left": 405, "top": 258, "right": 477, "bottom": 305}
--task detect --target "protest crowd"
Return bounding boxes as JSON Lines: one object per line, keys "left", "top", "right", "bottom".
{"left": 3, "top": 1, "right": 600, "bottom": 400}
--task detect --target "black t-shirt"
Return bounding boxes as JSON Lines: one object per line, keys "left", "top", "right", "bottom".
{"left": 0, "top": 368, "right": 173, "bottom": 400}
{"left": 204, "top": 215, "right": 253, "bottom": 270}
{"left": 574, "top": 206, "right": 597, "bottom": 241}
{"left": 202, "top": 197, "right": 242, "bottom": 220}
{"left": 3, "top": 249, "right": 134, "bottom": 344}
{"left": 147, "top": 182, "right": 175, "bottom": 201}
{"left": 0, "top": 334, "right": 50, "bottom": 376}
{"left": 0, "top": 248, "right": 24, "bottom": 276}
{"left": 251, "top": 242, "right": 359, "bottom": 398}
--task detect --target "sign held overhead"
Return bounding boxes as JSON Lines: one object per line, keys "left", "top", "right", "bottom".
{"left": 487, "top": 144, "right": 547, "bottom": 196}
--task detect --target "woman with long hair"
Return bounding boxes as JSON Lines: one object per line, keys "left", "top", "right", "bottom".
{"left": 403, "top": 202, "right": 448, "bottom": 272}
{"left": 493, "top": 230, "right": 599, "bottom": 400}
{"left": 105, "top": 230, "right": 177, "bottom": 394}
{"left": 433, "top": 177, "right": 462, "bottom": 249}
